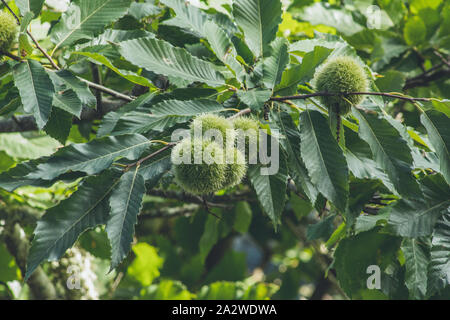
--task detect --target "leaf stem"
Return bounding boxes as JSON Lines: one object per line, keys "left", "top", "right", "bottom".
{"left": 0, "top": 50, "right": 22, "bottom": 61}
{"left": 124, "top": 142, "right": 176, "bottom": 171}
{"left": 227, "top": 108, "right": 251, "bottom": 120}
{"left": 150, "top": 140, "right": 170, "bottom": 145}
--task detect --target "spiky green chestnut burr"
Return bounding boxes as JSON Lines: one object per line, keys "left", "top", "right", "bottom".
{"left": 233, "top": 116, "right": 260, "bottom": 162}
{"left": 171, "top": 138, "right": 227, "bottom": 195}
{"left": 190, "top": 114, "right": 235, "bottom": 146}
{"left": 0, "top": 11, "right": 18, "bottom": 53}
{"left": 233, "top": 117, "right": 259, "bottom": 142}
{"left": 222, "top": 146, "right": 247, "bottom": 188}
{"left": 313, "top": 56, "right": 369, "bottom": 115}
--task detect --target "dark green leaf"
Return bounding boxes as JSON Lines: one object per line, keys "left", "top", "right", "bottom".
{"left": 274, "top": 46, "right": 332, "bottom": 96}
{"left": 51, "top": 0, "right": 133, "bottom": 51}
{"left": 16, "top": 0, "right": 45, "bottom": 17}
{"left": 307, "top": 214, "right": 336, "bottom": 241}
{"left": 27, "top": 134, "right": 150, "bottom": 180}
{"left": 420, "top": 110, "right": 450, "bottom": 185}
{"left": 232, "top": 0, "right": 282, "bottom": 57}
{"left": 402, "top": 238, "right": 430, "bottom": 300}
{"left": 43, "top": 107, "right": 72, "bottom": 144}
{"left": 160, "top": 0, "right": 209, "bottom": 37}
{"left": 119, "top": 38, "right": 225, "bottom": 87}
{"left": 428, "top": 211, "right": 450, "bottom": 296}
{"left": 13, "top": 60, "right": 55, "bottom": 129}
{"left": 388, "top": 174, "right": 450, "bottom": 237}
{"left": 139, "top": 149, "right": 172, "bottom": 188}
{"left": 278, "top": 111, "right": 318, "bottom": 203}
{"left": 107, "top": 167, "right": 146, "bottom": 270}
{"left": 233, "top": 201, "right": 253, "bottom": 234}
{"left": 53, "top": 70, "right": 96, "bottom": 108}
{"left": 25, "top": 171, "right": 119, "bottom": 280}
{"left": 236, "top": 89, "right": 271, "bottom": 111}
{"left": 203, "top": 20, "right": 245, "bottom": 79}
{"left": 334, "top": 230, "right": 401, "bottom": 298}
{"left": 299, "top": 110, "right": 349, "bottom": 212}
{"left": 248, "top": 145, "right": 288, "bottom": 226}
{"left": 263, "top": 38, "right": 289, "bottom": 89}
{"left": 352, "top": 108, "right": 421, "bottom": 198}
{"left": 52, "top": 89, "right": 82, "bottom": 118}
{"left": 112, "top": 99, "right": 224, "bottom": 135}
{"left": 128, "top": 2, "right": 161, "bottom": 20}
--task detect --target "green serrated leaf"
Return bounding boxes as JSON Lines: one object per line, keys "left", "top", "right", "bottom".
{"left": 420, "top": 110, "right": 450, "bottom": 185}
{"left": 43, "top": 107, "right": 73, "bottom": 144}
{"left": 112, "top": 99, "right": 224, "bottom": 135}
{"left": 402, "top": 238, "right": 430, "bottom": 300}
{"left": 355, "top": 210, "right": 390, "bottom": 235}
{"left": 52, "top": 89, "right": 82, "bottom": 118}
{"left": 0, "top": 133, "right": 60, "bottom": 160}
{"left": 274, "top": 46, "right": 332, "bottom": 96}
{"left": 97, "top": 92, "right": 156, "bottom": 137}
{"left": 51, "top": 0, "right": 133, "bottom": 52}
{"left": 119, "top": 38, "right": 225, "bottom": 87}
{"left": 128, "top": 2, "right": 161, "bottom": 20}
{"left": 0, "top": 159, "right": 54, "bottom": 192}
{"left": 344, "top": 129, "right": 395, "bottom": 192}
{"left": 307, "top": 214, "right": 336, "bottom": 241}
{"left": 299, "top": 110, "right": 349, "bottom": 212}
{"left": 352, "top": 108, "right": 421, "bottom": 199}
{"left": 387, "top": 174, "right": 450, "bottom": 237}
{"left": 427, "top": 211, "right": 450, "bottom": 297}
{"left": 236, "top": 89, "right": 271, "bottom": 111}
{"left": 73, "top": 51, "right": 155, "bottom": 88}
{"left": 25, "top": 170, "right": 119, "bottom": 280}
{"left": 334, "top": 230, "right": 401, "bottom": 298}
{"left": 53, "top": 70, "right": 96, "bottom": 108}
{"left": 139, "top": 148, "right": 172, "bottom": 187}
{"left": 13, "top": 60, "right": 55, "bottom": 129}
{"left": 248, "top": 146, "right": 288, "bottom": 226}
{"left": 107, "top": 167, "right": 146, "bottom": 270}
{"left": 16, "top": 0, "right": 45, "bottom": 17}
{"left": 160, "top": 0, "right": 209, "bottom": 37}
{"left": 232, "top": 0, "right": 282, "bottom": 57}
{"left": 278, "top": 111, "right": 317, "bottom": 203}
{"left": 27, "top": 134, "right": 150, "bottom": 180}
{"left": 203, "top": 20, "right": 245, "bottom": 80}
{"left": 263, "top": 38, "right": 289, "bottom": 89}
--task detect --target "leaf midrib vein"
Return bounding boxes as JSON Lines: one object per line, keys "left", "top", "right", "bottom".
{"left": 55, "top": 0, "right": 115, "bottom": 50}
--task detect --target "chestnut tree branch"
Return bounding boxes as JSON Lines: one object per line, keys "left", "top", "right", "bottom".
{"left": 270, "top": 91, "right": 434, "bottom": 103}
{"left": 1, "top": 0, "right": 135, "bottom": 102}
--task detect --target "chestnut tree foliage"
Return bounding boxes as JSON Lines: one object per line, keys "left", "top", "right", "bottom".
{"left": 0, "top": 0, "right": 449, "bottom": 300}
